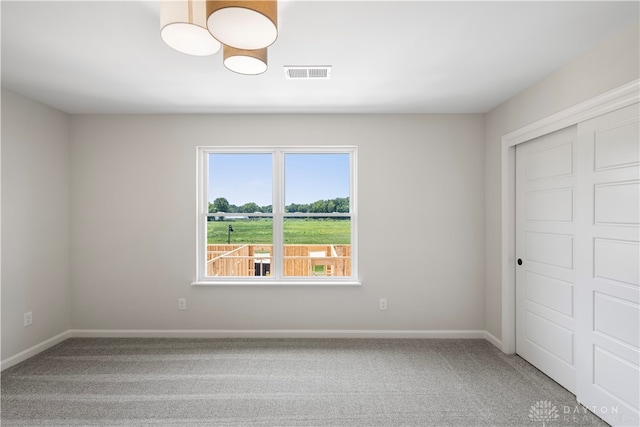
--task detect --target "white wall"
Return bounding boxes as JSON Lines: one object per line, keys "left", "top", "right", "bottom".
{"left": 1, "top": 89, "right": 71, "bottom": 361}
{"left": 2, "top": 22, "right": 636, "bottom": 360}
{"left": 484, "top": 23, "right": 640, "bottom": 342}
{"left": 69, "top": 114, "right": 485, "bottom": 332}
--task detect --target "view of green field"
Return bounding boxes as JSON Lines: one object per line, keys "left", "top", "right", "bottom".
{"left": 207, "top": 218, "right": 351, "bottom": 245}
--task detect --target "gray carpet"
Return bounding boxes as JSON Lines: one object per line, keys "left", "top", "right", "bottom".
{"left": 1, "top": 338, "right": 606, "bottom": 426}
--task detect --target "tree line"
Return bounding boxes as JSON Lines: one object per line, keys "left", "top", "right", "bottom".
{"left": 209, "top": 196, "right": 349, "bottom": 217}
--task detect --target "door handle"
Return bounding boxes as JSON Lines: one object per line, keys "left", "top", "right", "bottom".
{"left": 517, "top": 259, "right": 523, "bottom": 266}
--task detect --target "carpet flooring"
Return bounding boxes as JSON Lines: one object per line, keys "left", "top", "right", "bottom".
{"left": 1, "top": 338, "right": 607, "bottom": 426}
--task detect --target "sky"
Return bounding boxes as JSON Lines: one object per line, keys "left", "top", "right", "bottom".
{"left": 209, "top": 153, "right": 350, "bottom": 207}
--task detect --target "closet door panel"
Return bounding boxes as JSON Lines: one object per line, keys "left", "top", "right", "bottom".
{"left": 576, "top": 102, "right": 639, "bottom": 427}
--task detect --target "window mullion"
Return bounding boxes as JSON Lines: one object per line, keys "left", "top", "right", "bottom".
{"left": 272, "top": 149, "right": 284, "bottom": 279}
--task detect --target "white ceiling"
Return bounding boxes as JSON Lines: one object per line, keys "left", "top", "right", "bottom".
{"left": 1, "top": 1, "right": 638, "bottom": 114}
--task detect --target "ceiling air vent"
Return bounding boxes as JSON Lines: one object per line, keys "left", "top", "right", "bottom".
{"left": 284, "top": 66, "right": 332, "bottom": 80}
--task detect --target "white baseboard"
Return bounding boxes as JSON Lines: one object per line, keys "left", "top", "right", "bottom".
{"left": 2, "top": 329, "right": 501, "bottom": 370}
{"left": 70, "top": 329, "right": 488, "bottom": 339}
{"left": 483, "top": 330, "right": 503, "bottom": 350}
{"left": 1, "top": 330, "right": 71, "bottom": 371}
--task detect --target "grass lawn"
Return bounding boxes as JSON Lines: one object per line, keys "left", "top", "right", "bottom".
{"left": 207, "top": 218, "right": 351, "bottom": 245}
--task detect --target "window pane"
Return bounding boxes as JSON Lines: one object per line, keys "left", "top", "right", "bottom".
{"left": 206, "top": 217, "right": 273, "bottom": 277}
{"left": 200, "top": 148, "right": 355, "bottom": 282}
{"left": 285, "top": 153, "right": 350, "bottom": 213}
{"left": 283, "top": 217, "right": 351, "bottom": 277}
{"left": 209, "top": 153, "right": 272, "bottom": 214}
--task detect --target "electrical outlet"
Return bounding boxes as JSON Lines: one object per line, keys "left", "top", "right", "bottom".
{"left": 24, "top": 311, "right": 33, "bottom": 327}
{"left": 178, "top": 298, "right": 186, "bottom": 310}
{"left": 379, "top": 298, "right": 387, "bottom": 311}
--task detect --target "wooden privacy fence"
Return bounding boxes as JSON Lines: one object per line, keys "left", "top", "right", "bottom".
{"left": 206, "top": 244, "right": 351, "bottom": 277}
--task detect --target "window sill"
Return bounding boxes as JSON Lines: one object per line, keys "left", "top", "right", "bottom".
{"left": 191, "top": 280, "right": 362, "bottom": 287}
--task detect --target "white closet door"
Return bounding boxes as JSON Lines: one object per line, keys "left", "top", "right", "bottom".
{"left": 516, "top": 125, "right": 578, "bottom": 393}
{"left": 576, "top": 103, "right": 640, "bottom": 427}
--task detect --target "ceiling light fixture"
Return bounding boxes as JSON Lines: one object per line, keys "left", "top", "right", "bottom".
{"left": 206, "top": 1, "right": 278, "bottom": 50}
{"left": 223, "top": 45, "right": 268, "bottom": 75}
{"left": 160, "top": 0, "right": 221, "bottom": 56}
{"left": 159, "top": 0, "right": 277, "bottom": 74}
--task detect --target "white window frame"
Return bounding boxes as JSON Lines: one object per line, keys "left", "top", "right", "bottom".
{"left": 192, "top": 146, "right": 360, "bottom": 286}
